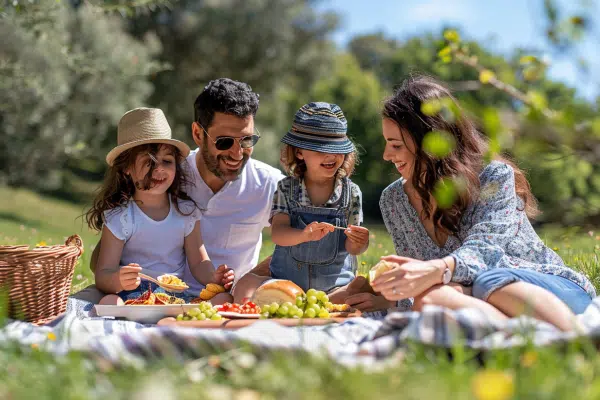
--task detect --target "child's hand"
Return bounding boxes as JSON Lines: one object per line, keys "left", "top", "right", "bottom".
{"left": 119, "top": 263, "right": 142, "bottom": 291}
{"left": 344, "top": 225, "right": 369, "bottom": 248}
{"left": 213, "top": 264, "right": 235, "bottom": 290}
{"left": 302, "top": 221, "right": 334, "bottom": 242}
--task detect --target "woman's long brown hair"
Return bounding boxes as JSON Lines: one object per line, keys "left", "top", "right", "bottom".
{"left": 382, "top": 75, "right": 538, "bottom": 236}
{"left": 85, "top": 143, "right": 197, "bottom": 232}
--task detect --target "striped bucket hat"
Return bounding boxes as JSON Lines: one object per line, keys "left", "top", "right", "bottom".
{"left": 281, "top": 102, "right": 355, "bottom": 154}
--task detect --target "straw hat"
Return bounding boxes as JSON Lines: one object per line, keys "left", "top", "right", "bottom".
{"left": 106, "top": 107, "right": 190, "bottom": 166}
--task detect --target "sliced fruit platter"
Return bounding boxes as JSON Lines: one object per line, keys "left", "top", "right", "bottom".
{"left": 158, "top": 280, "right": 361, "bottom": 329}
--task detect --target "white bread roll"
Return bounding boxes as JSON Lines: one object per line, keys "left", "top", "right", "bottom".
{"left": 369, "top": 260, "right": 395, "bottom": 283}
{"left": 252, "top": 279, "right": 305, "bottom": 306}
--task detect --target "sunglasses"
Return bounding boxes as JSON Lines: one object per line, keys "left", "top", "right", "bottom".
{"left": 198, "top": 124, "right": 261, "bottom": 151}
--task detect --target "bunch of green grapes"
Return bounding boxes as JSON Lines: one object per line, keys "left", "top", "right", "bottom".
{"left": 176, "top": 301, "right": 222, "bottom": 321}
{"left": 260, "top": 288, "right": 332, "bottom": 319}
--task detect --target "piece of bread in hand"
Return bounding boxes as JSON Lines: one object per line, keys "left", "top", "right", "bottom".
{"left": 251, "top": 279, "right": 305, "bottom": 306}
{"left": 369, "top": 259, "right": 395, "bottom": 283}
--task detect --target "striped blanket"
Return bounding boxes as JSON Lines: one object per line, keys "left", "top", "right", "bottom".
{"left": 2, "top": 296, "right": 600, "bottom": 367}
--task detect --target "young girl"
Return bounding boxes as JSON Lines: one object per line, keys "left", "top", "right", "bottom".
{"left": 86, "top": 107, "right": 234, "bottom": 305}
{"left": 233, "top": 102, "right": 370, "bottom": 301}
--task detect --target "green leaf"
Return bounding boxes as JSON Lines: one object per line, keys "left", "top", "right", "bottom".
{"left": 523, "top": 65, "right": 544, "bottom": 81}
{"left": 422, "top": 130, "right": 456, "bottom": 158}
{"left": 421, "top": 99, "right": 443, "bottom": 116}
{"left": 479, "top": 69, "right": 495, "bottom": 84}
{"left": 519, "top": 55, "right": 538, "bottom": 65}
{"left": 591, "top": 118, "right": 600, "bottom": 139}
{"left": 527, "top": 90, "right": 548, "bottom": 110}
{"left": 443, "top": 29, "right": 461, "bottom": 43}
{"left": 437, "top": 46, "right": 452, "bottom": 58}
{"left": 433, "top": 178, "right": 458, "bottom": 209}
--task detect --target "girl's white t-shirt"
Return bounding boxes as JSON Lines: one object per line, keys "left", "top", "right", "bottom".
{"left": 103, "top": 197, "right": 201, "bottom": 279}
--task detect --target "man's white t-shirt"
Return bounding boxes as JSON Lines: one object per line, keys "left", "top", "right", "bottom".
{"left": 182, "top": 148, "right": 285, "bottom": 293}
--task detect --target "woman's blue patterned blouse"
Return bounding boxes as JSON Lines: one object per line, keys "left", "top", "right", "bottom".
{"left": 379, "top": 161, "right": 596, "bottom": 299}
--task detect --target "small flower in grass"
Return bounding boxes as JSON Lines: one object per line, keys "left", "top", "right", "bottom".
{"left": 520, "top": 350, "right": 537, "bottom": 367}
{"left": 207, "top": 355, "right": 220, "bottom": 368}
{"left": 234, "top": 389, "right": 261, "bottom": 400}
{"left": 31, "top": 343, "right": 39, "bottom": 350}
{"left": 47, "top": 332, "right": 56, "bottom": 341}
{"left": 35, "top": 241, "right": 47, "bottom": 247}
{"left": 596, "top": 236, "right": 600, "bottom": 241}
{"left": 553, "top": 247, "right": 559, "bottom": 251}
{"left": 589, "top": 231, "right": 595, "bottom": 237}
{"left": 370, "top": 233, "right": 376, "bottom": 239}
{"left": 472, "top": 369, "right": 514, "bottom": 400}
{"left": 76, "top": 274, "right": 83, "bottom": 280}
{"left": 361, "top": 261, "right": 366, "bottom": 266}
{"left": 377, "top": 244, "right": 383, "bottom": 249}
{"left": 234, "top": 352, "right": 257, "bottom": 369}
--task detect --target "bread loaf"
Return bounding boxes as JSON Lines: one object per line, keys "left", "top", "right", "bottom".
{"left": 369, "top": 260, "right": 395, "bottom": 283}
{"left": 252, "top": 279, "right": 305, "bottom": 306}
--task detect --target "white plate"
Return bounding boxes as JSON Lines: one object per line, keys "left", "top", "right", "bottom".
{"left": 217, "top": 311, "right": 261, "bottom": 319}
{"left": 95, "top": 304, "right": 200, "bottom": 324}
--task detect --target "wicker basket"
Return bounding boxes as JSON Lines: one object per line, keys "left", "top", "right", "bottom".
{"left": 0, "top": 235, "right": 83, "bottom": 325}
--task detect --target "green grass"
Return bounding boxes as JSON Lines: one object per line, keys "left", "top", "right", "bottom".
{"left": 2, "top": 186, "right": 600, "bottom": 399}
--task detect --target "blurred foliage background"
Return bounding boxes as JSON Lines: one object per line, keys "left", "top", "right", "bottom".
{"left": 1, "top": 0, "right": 599, "bottom": 226}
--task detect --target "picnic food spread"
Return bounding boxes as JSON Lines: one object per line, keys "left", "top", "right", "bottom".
{"left": 157, "top": 274, "right": 189, "bottom": 289}
{"left": 216, "top": 301, "right": 261, "bottom": 315}
{"left": 176, "top": 301, "right": 223, "bottom": 321}
{"left": 124, "top": 288, "right": 185, "bottom": 305}
{"left": 251, "top": 279, "right": 305, "bottom": 306}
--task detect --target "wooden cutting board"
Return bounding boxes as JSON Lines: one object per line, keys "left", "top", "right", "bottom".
{"left": 157, "top": 312, "right": 361, "bottom": 330}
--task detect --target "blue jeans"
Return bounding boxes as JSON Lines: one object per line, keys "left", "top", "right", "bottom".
{"left": 472, "top": 268, "right": 592, "bottom": 314}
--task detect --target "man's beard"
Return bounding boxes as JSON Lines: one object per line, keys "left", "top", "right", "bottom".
{"left": 202, "top": 141, "right": 249, "bottom": 182}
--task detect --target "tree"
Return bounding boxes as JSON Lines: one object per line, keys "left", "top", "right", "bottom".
{"left": 0, "top": 1, "right": 163, "bottom": 193}
{"left": 124, "top": 0, "right": 339, "bottom": 152}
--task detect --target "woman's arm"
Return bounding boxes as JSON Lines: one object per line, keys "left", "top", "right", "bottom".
{"left": 449, "top": 162, "right": 521, "bottom": 286}
{"left": 372, "top": 163, "right": 520, "bottom": 299}
{"left": 184, "top": 221, "right": 234, "bottom": 288}
{"left": 94, "top": 226, "right": 134, "bottom": 294}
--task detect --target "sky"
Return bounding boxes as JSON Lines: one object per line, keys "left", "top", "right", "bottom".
{"left": 317, "top": 0, "right": 599, "bottom": 101}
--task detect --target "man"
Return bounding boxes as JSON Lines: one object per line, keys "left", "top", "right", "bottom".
{"left": 73, "top": 78, "right": 284, "bottom": 303}
{"left": 181, "top": 78, "right": 284, "bottom": 294}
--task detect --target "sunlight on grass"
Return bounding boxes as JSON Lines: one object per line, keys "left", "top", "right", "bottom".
{"left": 2, "top": 186, "right": 600, "bottom": 399}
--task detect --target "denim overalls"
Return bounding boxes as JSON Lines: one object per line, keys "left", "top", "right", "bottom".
{"left": 270, "top": 177, "right": 356, "bottom": 292}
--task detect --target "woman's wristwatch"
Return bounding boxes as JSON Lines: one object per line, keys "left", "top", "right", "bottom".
{"left": 441, "top": 258, "right": 452, "bottom": 285}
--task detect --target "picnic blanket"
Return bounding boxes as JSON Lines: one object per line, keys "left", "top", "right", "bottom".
{"left": 2, "top": 296, "right": 600, "bottom": 367}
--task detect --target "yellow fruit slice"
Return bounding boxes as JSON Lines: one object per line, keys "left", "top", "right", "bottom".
{"left": 206, "top": 283, "right": 225, "bottom": 294}
{"left": 199, "top": 289, "right": 216, "bottom": 300}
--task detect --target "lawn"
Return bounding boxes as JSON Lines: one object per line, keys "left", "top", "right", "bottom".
{"left": 1, "top": 186, "right": 600, "bottom": 399}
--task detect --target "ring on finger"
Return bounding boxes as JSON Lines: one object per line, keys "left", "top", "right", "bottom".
{"left": 392, "top": 287, "right": 397, "bottom": 295}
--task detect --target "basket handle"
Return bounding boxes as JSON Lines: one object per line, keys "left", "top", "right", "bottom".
{"left": 65, "top": 235, "right": 84, "bottom": 257}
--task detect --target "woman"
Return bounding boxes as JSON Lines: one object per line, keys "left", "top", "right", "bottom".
{"left": 370, "top": 75, "right": 595, "bottom": 331}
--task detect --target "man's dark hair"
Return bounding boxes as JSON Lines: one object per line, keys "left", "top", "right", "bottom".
{"left": 194, "top": 78, "right": 260, "bottom": 129}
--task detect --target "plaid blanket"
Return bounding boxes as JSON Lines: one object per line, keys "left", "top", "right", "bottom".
{"left": 2, "top": 297, "right": 600, "bottom": 367}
